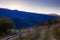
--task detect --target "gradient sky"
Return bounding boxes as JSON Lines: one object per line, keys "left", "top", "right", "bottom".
{"left": 0, "top": 0, "right": 60, "bottom": 15}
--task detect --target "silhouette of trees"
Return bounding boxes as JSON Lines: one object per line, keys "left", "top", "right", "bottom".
{"left": 47, "top": 17, "right": 60, "bottom": 25}
{"left": 0, "top": 17, "right": 15, "bottom": 36}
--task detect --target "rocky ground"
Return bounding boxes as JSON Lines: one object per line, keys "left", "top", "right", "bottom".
{"left": 1, "top": 24, "right": 60, "bottom": 40}
{"left": 19, "top": 24, "right": 60, "bottom": 40}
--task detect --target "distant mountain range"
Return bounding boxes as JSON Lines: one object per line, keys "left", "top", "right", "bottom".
{"left": 0, "top": 8, "right": 58, "bottom": 29}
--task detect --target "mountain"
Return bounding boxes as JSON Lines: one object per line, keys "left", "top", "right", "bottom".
{"left": 0, "top": 8, "right": 57, "bottom": 29}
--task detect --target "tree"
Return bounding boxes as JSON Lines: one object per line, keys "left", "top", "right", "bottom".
{"left": 46, "top": 18, "right": 58, "bottom": 28}
{"left": 0, "top": 17, "right": 15, "bottom": 36}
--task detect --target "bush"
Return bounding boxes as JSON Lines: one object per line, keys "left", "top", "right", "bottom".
{"left": 0, "top": 17, "right": 15, "bottom": 37}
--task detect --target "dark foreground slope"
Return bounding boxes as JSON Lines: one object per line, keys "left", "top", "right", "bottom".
{"left": 0, "top": 8, "right": 57, "bottom": 29}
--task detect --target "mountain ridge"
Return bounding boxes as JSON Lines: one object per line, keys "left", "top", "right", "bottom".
{"left": 0, "top": 8, "right": 58, "bottom": 29}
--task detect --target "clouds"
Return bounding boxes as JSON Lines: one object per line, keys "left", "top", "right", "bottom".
{"left": 0, "top": 0, "right": 60, "bottom": 15}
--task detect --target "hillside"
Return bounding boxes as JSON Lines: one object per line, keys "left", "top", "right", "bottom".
{"left": 0, "top": 8, "right": 58, "bottom": 29}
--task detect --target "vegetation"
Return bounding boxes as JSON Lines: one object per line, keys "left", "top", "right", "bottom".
{"left": 0, "top": 16, "right": 60, "bottom": 40}
{"left": 0, "top": 17, "right": 15, "bottom": 37}
{"left": 19, "top": 17, "right": 60, "bottom": 40}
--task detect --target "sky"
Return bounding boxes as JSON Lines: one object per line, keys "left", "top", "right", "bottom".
{"left": 0, "top": 0, "right": 60, "bottom": 15}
